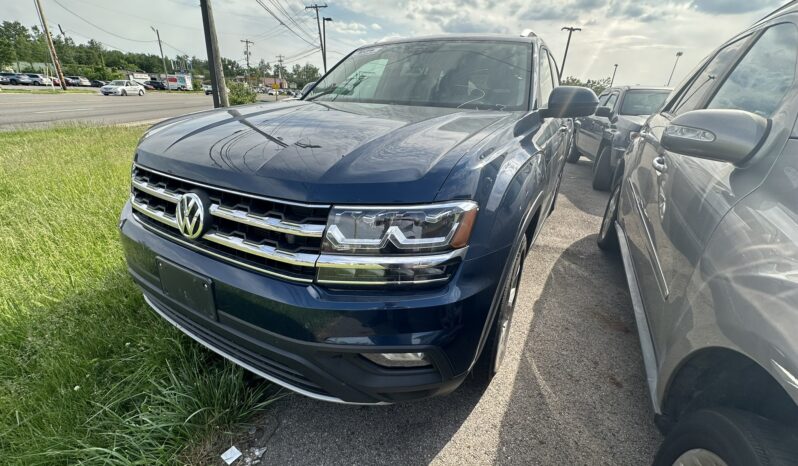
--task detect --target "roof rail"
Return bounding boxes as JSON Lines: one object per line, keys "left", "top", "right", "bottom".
{"left": 520, "top": 29, "right": 537, "bottom": 38}
{"left": 753, "top": 0, "right": 797, "bottom": 25}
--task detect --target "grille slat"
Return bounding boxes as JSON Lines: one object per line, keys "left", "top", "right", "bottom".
{"left": 131, "top": 165, "right": 329, "bottom": 282}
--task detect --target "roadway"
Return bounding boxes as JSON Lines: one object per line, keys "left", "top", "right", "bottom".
{"left": 0, "top": 91, "right": 214, "bottom": 129}
{"left": 230, "top": 160, "right": 663, "bottom": 465}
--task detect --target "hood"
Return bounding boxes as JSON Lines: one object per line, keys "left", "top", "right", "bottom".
{"left": 136, "top": 101, "right": 516, "bottom": 204}
{"left": 617, "top": 114, "right": 647, "bottom": 127}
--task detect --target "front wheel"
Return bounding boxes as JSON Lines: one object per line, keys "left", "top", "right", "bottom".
{"left": 654, "top": 408, "right": 798, "bottom": 466}
{"left": 592, "top": 146, "right": 613, "bottom": 191}
{"left": 138, "top": 89, "right": 144, "bottom": 96}
{"left": 472, "top": 236, "right": 528, "bottom": 382}
{"left": 121, "top": 90, "right": 127, "bottom": 96}
{"left": 597, "top": 178, "right": 621, "bottom": 251}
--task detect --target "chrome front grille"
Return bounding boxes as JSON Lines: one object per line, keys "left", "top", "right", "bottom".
{"left": 130, "top": 165, "right": 330, "bottom": 283}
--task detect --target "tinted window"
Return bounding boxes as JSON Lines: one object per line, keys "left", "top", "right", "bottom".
{"left": 307, "top": 40, "right": 532, "bottom": 110}
{"left": 708, "top": 23, "right": 798, "bottom": 117}
{"left": 605, "top": 92, "right": 619, "bottom": 110}
{"left": 597, "top": 92, "right": 610, "bottom": 105}
{"left": 538, "top": 49, "right": 555, "bottom": 107}
{"left": 620, "top": 90, "right": 670, "bottom": 115}
{"left": 670, "top": 35, "right": 750, "bottom": 115}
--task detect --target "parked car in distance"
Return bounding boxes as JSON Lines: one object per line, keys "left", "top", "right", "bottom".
{"left": 598, "top": 6, "right": 798, "bottom": 465}
{"left": 136, "top": 81, "right": 154, "bottom": 90}
{"left": 572, "top": 85, "right": 671, "bottom": 190}
{"left": 65, "top": 76, "right": 91, "bottom": 87}
{"left": 101, "top": 80, "right": 145, "bottom": 96}
{"left": 0, "top": 75, "right": 9, "bottom": 85}
{"left": 26, "top": 73, "right": 52, "bottom": 86}
{"left": 49, "top": 76, "right": 61, "bottom": 87}
{"left": 121, "top": 33, "right": 598, "bottom": 404}
{"left": 202, "top": 84, "right": 212, "bottom": 95}
{"left": 0, "top": 72, "right": 32, "bottom": 85}
{"left": 90, "top": 80, "right": 107, "bottom": 87}
{"left": 145, "top": 80, "right": 166, "bottom": 90}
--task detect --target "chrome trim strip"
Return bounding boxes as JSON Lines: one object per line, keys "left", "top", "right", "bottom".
{"left": 628, "top": 179, "right": 670, "bottom": 299}
{"left": 316, "top": 277, "right": 451, "bottom": 286}
{"left": 131, "top": 177, "right": 181, "bottom": 204}
{"left": 132, "top": 213, "right": 314, "bottom": 283}
{"left": 209, "top": 204, "right": 325, "bottom": 238}
{"left": 203, "top": 232, "right": 318, "bottom": 268}
{"left": 131, "top": 196, "right": 178, "bottom": 229}
{"left": 616, "top": 222, "right": 660, "bottom": 413}
{"left": 133, "top": 163, "right": 330, "bottom": 209}
{"left": 142, "top": 294, "right": 389, "bottom": 405}
{"left": 316, "top": 248, "right": 467, "bottom": 270}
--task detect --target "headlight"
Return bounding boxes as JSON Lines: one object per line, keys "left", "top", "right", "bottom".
{"left": 316, "top": 201, "right": 478, "bottom": 286}
{"left": 322, "top": 201, "right": 478, "bottom": 255}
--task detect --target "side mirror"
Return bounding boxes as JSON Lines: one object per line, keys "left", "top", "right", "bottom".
{"left": 661, "top": 109, "right": 770, "bottom": 166}
{"left": 543, "top": 86, "right": 599, "bottom": 118}
{"left": 594, "top": 106, "right": 612, "bottom": 118}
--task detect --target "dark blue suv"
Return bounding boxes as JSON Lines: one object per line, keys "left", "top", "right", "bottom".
{"left": 120, "top": 33, "right": 598, "bottom": 403}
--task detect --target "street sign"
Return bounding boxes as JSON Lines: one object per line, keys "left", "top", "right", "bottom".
{"left": 272, "top": 83, "right": 279, "bottom": 89}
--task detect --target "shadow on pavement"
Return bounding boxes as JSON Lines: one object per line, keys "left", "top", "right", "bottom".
{"left": 560, "top": 160, "right": 609, "bottom": 218}
{"left": 495, "top": 235, "right": 661, "bottom": 464}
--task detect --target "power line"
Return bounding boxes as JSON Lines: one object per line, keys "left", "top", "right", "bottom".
{"left": 51, "top": 0, "right": 157, "bottom": 43}
{"left": 255, "top": 0, "right": 318, "bottom": 47}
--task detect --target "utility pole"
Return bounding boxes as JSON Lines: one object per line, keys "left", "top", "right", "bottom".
{"left": 559, "top": 26, "right": 581, "bottom": 80}
{"left": 610, "top": 63, "right": 618, "bottom": 87}
{"left": 34, "top": 0, "right": 66, "bottom": 90}
{"left": 200, "top": 0, "right": 228, "bottom": 107}
{"left": 151, "top": 27, "right": 170, "bottom": 92}
{"left": 241, "top": 39, "right": 253, "bottom": 80}
{"left": 275, "top": 54, "right": 284, "bottom": 101}
{"left": 667, "top": 51, "right": 684, "bottom": 86}
{"left": 305, "top": 3, "right": 327, "bottom": 73}
{"left": 322, "top": 17, "right": 333, "bottom": 73}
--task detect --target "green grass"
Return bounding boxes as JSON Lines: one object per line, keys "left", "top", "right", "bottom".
{"left": 0, "top": 126, "right": 278, "bottom": 465}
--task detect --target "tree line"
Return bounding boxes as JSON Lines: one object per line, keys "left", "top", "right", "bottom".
{"left": 0, "top": 21, "right": 320, "bottom": 87}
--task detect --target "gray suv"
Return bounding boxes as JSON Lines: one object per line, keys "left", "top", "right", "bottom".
{"left": 571, "top": 85, "right": 670, "bottom": 191}
{"left": 599, "top": 5, "right": 798, "bottom": 465}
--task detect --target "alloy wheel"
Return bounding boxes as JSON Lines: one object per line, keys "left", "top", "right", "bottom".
{"left": 671, "top": 449, "right": 728, "bottom": 466}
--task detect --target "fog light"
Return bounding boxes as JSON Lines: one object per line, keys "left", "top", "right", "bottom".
{"left": 362, "top": 352, "right": 432, "bottom": 368}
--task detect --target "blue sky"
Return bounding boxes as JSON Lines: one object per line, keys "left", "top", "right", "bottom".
{"left": 6, "top": 0, "right": 784, "bottom": 84}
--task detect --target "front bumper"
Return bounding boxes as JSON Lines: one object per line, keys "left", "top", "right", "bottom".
{"left": 120, "top": 202, "right": 506, "bottom": 403}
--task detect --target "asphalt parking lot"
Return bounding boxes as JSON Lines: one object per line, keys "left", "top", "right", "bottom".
{"left": 0, "top": 89, "right": 213, "bottom": 129}
{"left": 232, "top": 159, "right": 662, "bottom": 465}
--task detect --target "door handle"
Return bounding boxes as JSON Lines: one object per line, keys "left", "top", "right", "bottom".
{"left": 652, "top": 156, "right": 667, "bottom": 173}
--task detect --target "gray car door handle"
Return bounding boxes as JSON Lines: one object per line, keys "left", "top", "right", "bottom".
{"left": 653, "top": 156, "right": 667, "bottom": 173}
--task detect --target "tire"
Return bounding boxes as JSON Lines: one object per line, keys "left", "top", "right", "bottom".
{"left": 138, "top": 89, "right": 144, "bottom": 96}
{"left": 472, "top": 236, "right": 528, "bottom": 382}
{"left": 597, "top": 176, "right": 621, "bottom": 251}
{"left": 567, "top": 136, "right": 581, "bottom": 163}
{"left": 592, "top": 145, "right": 613, "bottom": 191}
{"left": 654, "top": 408, "right": 798, "bottom": 466}
{"left": 121, "top": 90, "right": 127, "bottom": 96}
{"left": 10, "top": 79, "right": 17, "bottom": 85}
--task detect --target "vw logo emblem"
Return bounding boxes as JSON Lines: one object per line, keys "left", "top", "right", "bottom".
{"left": 176, "top": 192, "right": 206, "bottom": 239}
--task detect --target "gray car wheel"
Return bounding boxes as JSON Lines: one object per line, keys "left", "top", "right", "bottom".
{"left": 597, "top": 178, "right": 620, "bottom": 251}
{"left": 653, "top": 408, "right": 798, "bottom": 466}
{"left": 592, "top": 145, "right": 613, "bottom": 191}
{"left": 121, "top": 89, "right": 127, "bottom": 96}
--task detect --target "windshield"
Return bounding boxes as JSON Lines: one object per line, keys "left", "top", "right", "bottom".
{"left": 110, "top": 80, "right": 126, "bottom": 86}
{"left": 306, "top": 40, "right": 532, "bottom": 111}
{"left": 620, "top": 90, "right": 670, "bottom": 115}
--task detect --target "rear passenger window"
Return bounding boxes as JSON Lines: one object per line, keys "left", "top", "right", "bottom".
{"left": 671, "top": 35, "right": 750, "bottom": 115}
{"left": 605, "top": 93, "right": 619, "bottom": 110}
{"left": 708, "top": 23, "right": 798, "bottom": 117}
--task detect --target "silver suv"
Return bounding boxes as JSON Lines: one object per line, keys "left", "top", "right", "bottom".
{"left": 599, "top": 5, "right": 798, "bottom": 465}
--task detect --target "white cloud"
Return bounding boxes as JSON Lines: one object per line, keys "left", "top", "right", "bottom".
{"left": 371, "top": 23, "right": 382, "bottom": 30}
{"left": 331, "top": 21, "right": 369, "bottom": 35}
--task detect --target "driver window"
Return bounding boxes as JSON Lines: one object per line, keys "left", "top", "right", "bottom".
{"left": 605, "top": 92, "right": 619, "bottom": 111}
{"left": 538, "top": 49, "right": 555, "bottom": 107}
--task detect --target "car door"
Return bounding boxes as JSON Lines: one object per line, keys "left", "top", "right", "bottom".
{"left": 576, "top": 91, "right": 607, "bottom": 155}
{"left": 533, "top": 47, "right": 565, "bottom": 210}
{"left": 625, "top": 21, "right": 798, "bottom": 355}
{"left": 584, "top": 90, "right": 618, "bottom": 159}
